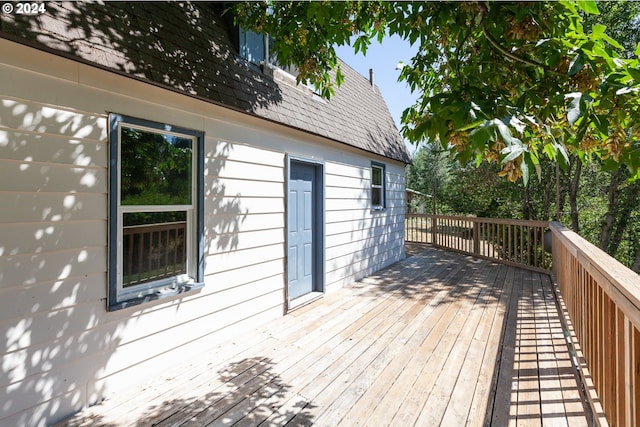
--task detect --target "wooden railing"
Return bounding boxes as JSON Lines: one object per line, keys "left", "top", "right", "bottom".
{"left": 551, "top": 222, "right": 640, "bottom": 427}
{"left": 406, "top": 215, "right": 640, "bottom": 424}
{"left": 405, "top": 214, "right": 550, "bottom": 271}
{"left": 123, "top": 221, "right": 187, "bottom": 287}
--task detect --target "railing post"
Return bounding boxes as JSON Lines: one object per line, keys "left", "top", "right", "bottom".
{"left": 473, "top": 221, "right": 480, "bottom": 255}
{"left": 431, "top": 215, "right": 437, "bottom": 246}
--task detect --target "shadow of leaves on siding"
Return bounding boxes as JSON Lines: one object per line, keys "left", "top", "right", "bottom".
{"left": 0, "top": 98, "right": 247, "bottom": 426}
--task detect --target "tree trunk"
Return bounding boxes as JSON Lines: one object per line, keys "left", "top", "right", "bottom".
{"left": 523, "top": 185, "right": 532, "bottom": 220}
{"left": 432, "top": 179, "right": 437, "bottom": 215}
{"left": 568, "top": 160, "right": 582, "bottom": 232}
{"left": 607, "top": 180, "right": 640, "bottom": 256}
{"left": 541, "top": 168, "right": 554, "bottom": 222}
{"left": 555, "top": 163, "right": 561, "bottom": 220}
{"left": 557, "top": 162, "right": 570, "bottom": 222}
{"left": 632, "top": 249, "right": 640, "bottom": 273}
{"left": 599, "top": 168, "right": 624, "bottom": 251}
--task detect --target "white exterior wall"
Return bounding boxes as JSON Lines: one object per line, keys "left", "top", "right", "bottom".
{"left": 0, "top": 39, "right": 405, "bottom": 426}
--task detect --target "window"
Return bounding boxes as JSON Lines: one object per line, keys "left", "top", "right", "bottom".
{"left": 108, "top": 115, "right": 204, "bottom": 310}
{"left": 238, "top": 28, "right": 322, "bottom": 95}
{"left": 239, "top": 28, "right": 300, "bottom": 77}
{"left": 371, "top": 162, "right": 386, "bottom": 210}
{"left": 239, "top": 28, "right": 266, "bottom": 67}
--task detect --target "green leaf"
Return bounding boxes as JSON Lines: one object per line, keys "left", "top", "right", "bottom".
{"left": 628, "top": 67, "right": 640, "bottom": 83}
{"left": 592, "top": 114, "right": 609, "bottom": 135}
{"left": 521, "top": 155, "right": 530, "bottom": 186}
{"left": 457, "top": 119, "right": 485, "bottom": 132}
{"left": 532, "top": 154, "right": 542, "bottom": 180}
{"left": 576, "top": 0, "right": 599, "bottom": 15}
{"left": 509, "top": 116, "right": 526, "bottom": 134}
{"left": 557, "top": 142, "right": 570, "bottom": 167}
{"left": 353, "top": 35, "right": 370, "bottom": 54}
{"left": 635, "top": 42, "right": 640, "bottom": 57}
{"left": 585, "top": 23, "right": 622, "bottom": 49}
{"left": 601, "top": 157, "right": 619, "bottom": 172}
{"left": 502, "top": 145, "right": 524, "bottom": 163}
{"left": 616, "top": 87, "right": 639, "bottom": 95}
{"left": 565, "top": 93, "right": 583, "bottom": 126}
{"left": 591, "top": 23, "right": 606, "bottom": 37}
{"left": 469, "top": 122, "right": 493, "bottom": 146}
{"left": 567, "top": 53, "right": 584, "bottom": 76}
{"left": 494, "top": 119, "right": 513, "bottom": 145}
{"left": 457, "top": 149, "right": 472, "bottom": 165}
{"left": 436, "top": 120, "right": 449, "bottom": 144}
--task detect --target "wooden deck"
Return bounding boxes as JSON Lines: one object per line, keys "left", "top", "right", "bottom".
{"left": 57, "top": 246, "right": 592, "bottom": 427}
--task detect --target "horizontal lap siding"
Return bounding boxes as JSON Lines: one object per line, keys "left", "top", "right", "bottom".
{"left": 0, "top": 61, "right": 290, "bottom": 426}
{"left": 324, "top": 162, "right": 405, "bottom": 289}
{"left": 0, "top": 88, "right": 110, "bottom": 426}
{"left": 203, "top": 139, "right": 286, "bottom": 328}
{"left": 0, "top": 41, "right": 406, "bottom": 427}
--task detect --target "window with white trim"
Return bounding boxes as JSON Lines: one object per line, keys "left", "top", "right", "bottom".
{"left": 108, "top": 115, "right": 204, "bottom": 310}
{"left": 371, "top": 162, "right": 386, "bottom": 210}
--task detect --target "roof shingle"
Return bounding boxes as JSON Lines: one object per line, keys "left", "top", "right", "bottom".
{"left": 0, "top": 2, "right": 411, "bottom": 163}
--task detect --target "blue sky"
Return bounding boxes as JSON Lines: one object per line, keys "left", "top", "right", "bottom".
{"left": 335, "top": 35, "right": 420, "bottom": 155}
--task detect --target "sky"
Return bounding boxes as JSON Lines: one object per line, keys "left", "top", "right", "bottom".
{"left": 334, "top": 35, "right": 421, "bottom": 156}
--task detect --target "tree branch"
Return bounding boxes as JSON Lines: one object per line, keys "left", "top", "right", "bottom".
{"left": 481, "top": 20, "right": 563, "bottom": 76}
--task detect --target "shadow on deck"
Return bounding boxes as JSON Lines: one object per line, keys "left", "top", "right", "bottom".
{"left": 56, "top": 245, "right": 592, "bottom": 426}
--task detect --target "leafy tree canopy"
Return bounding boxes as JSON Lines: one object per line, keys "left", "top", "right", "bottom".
{"left": 234, "top": 1, "right": 640, "bottom": 183}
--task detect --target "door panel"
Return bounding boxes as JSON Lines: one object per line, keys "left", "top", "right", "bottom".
{"left": 288, "top": 162, "right": 315, "bottom": 300}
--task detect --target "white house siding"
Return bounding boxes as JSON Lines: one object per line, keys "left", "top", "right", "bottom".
{"left": 0, "top": 39, "right": 405, "bottom": 426}
{"left": 325, "top": 162, "right": 406, "bottom": 290}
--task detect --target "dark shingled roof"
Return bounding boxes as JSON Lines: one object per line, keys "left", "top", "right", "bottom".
{"left": 0, "top": 2, "right": 411, "bottom": 163}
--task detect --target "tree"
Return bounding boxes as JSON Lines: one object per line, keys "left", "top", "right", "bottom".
{"left": 234, "top": 1, "right": 640, "bottom": 183}
{"left": 405, "top": 144, "right": 451, "bottom": 214}
{"left": 582, "top": 0, "right": 640, "bottom": 59}
{"left": 440, "top": 161, "right": 523, "bottom": 219}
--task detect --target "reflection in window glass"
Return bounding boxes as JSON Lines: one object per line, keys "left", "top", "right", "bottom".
{"left": 120, "top": 127, "right": 192, "bottom": 206}
{"left": 239, "top": 29, "right": 265, "bottom": 65}
{"left": 117, "top": 125, "right": 195, "bottom": 291}
{"left": 372, "top": 166, "right": 382, "bottom": 186}
{"left": 122, "top": 211, "right": 187, "bottom": 288}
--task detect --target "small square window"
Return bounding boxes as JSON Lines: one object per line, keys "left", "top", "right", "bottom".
{"left": 371, "top": 162, "right": 386, "bottom": 210}
{"left": 108, "top": 115, "right": 204, "bottom": 310}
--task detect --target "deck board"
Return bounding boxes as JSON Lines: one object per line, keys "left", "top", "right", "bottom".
{"left": 56, "top": 246, "right": 593, "bottom": 427}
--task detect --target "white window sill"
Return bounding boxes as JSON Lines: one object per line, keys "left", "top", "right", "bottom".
{"left": 108, "top": 281, "right": 204, "bottom": 311}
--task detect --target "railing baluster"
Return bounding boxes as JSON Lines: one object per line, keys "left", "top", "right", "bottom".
{"left": 404, "top": 215, "right": 550, "bottom": 272}
{"left": 127, "top": 233, "right": 134, "bottom": 283}
{"left": 552, "top": 222, "right": 640, "bottom": 426}
{"left": 148, "top": 231, "right": 153, "bottom": 281}
{"left": 172, "top": 227, "right": 178, "bottom": 273}
{"left": 121, "top": 221, "right": 187, "bottom": 286}
{"left": 533, "top": 227, "right": 540, "bottom": 267}
{"left": 138, "top": 230, "right": 145, "bottom": 284}
{"left": 519, "top": 225, "right": 524, "bottom": 265}
{"left": 526, "top": 226, "right": 531, "bottom": 266}
{"left": 507, "top": 223, "right": 512, "bottom": 261}
{"left": 163, "top": 228, "right": 168, "bottom": 277}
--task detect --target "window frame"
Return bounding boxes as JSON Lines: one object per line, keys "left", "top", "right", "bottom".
{"left": 371, "top": 162, "right": 386, "bottom": 211}
{"left": 238, "top": 28, "right": 267, "bottom": 68}
{"left": 108, "top": 114, "right": 205, "bottom": 311}
{"left": 237, "top": 28, "right": 320, "bottom": 94}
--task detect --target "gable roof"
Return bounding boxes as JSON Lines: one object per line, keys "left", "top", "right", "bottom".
{"left": 0, "top": 2, "right": 411, "bottom": 163}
